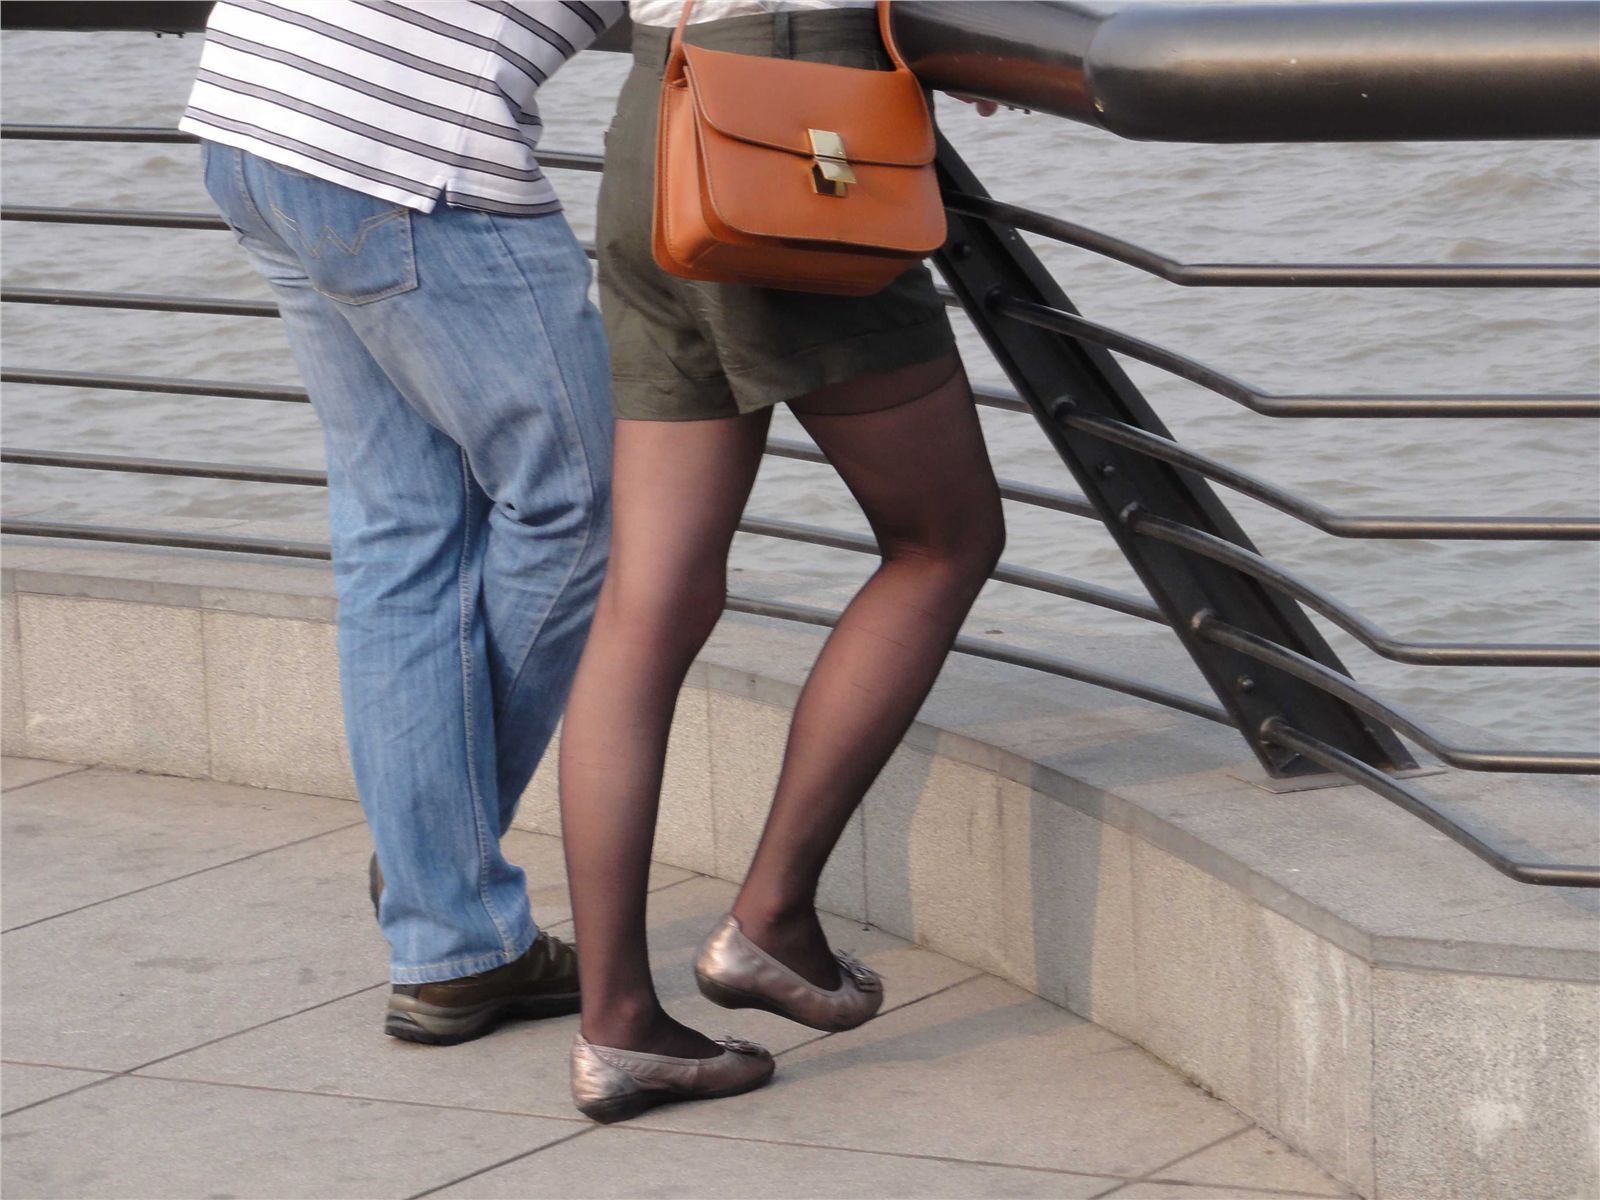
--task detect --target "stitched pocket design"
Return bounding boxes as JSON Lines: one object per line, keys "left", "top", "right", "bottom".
{"left": 265, "top": 165, "right": 419, "bottom": 305}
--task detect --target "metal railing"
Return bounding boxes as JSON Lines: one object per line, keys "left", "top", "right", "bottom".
{"left": 3, "top": 2, "right": 1597, "bottom": 887}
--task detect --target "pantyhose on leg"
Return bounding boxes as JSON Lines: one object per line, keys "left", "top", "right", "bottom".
{"left": 732, "top": 354, "right": 1005, "bottom": 987}
{"left": 558, "top": 353, "right": 1003, "bottom": 1055}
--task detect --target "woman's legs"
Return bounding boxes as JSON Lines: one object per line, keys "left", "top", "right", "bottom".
{"left": 560, "top": 350, "right": 1002, "bottom": 1053}
{"left": 731, "top": 353, "right": 1006, "bottom": 987}
{"left": 559, "top": 410, "right": 771, "bottom": 1057}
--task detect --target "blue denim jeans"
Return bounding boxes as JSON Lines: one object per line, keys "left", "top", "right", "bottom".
{"left": 202, "top": 144, "right": 613, "bottom": 983}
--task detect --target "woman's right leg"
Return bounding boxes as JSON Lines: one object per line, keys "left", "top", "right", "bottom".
{"left": 559, "top": 410, "right": 771, "bottom": 1057}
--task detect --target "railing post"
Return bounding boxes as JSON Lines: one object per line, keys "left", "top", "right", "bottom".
{"left": 934, "top": 137, "right": 1415, "bottom": 778}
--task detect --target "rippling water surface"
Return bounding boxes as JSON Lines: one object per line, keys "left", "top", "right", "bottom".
{"left": 3, "top": 25, "right": 1597, "bottom": 747}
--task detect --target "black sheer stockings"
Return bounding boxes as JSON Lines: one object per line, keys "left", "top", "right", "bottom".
{"left": 559, "top": 354, "right": 1003, "bottom": 1054}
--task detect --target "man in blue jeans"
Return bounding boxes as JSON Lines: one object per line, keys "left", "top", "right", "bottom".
{"left": 181, "top": 0, "right": 623, "bottom": 1043}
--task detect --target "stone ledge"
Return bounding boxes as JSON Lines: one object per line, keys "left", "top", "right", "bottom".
{"left": 3, "top": 533, "right": 1596, "bottom": 1198}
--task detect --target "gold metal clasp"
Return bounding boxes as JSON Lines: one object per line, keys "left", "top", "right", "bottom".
{"left": 808, "top": 128, "right": 856, "bottom": 197}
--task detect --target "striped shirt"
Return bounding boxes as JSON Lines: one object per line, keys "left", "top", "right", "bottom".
{"left": 178, "top": 0, "right": 624, "bottom": 215}
{"left": 630, "top": 1, "right": 874, "bottom": 28}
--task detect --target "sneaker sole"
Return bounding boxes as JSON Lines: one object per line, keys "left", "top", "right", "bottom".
{"left": 384, "top": 991, "right": 581, "bottom": 1046}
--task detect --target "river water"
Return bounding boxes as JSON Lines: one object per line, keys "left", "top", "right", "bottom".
{"left": 2, "top": 23, "right": 1597, "bottom": 748}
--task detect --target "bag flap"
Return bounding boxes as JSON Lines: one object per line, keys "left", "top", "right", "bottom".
{"left": 693, "top": 115, "right": 947, "bottom": 255}
{"left": 682, "top": 44, "right": 935, "bottom": 167}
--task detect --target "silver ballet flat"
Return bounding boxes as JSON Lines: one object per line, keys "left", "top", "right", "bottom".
{"left": 569, "top": 1032, "right": 775, "bottom": 1124}
{"left": 694, "top": 914, "right": 883, "bottom": 1033}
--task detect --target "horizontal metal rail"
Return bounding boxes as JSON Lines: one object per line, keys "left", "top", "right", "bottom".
{"left": 1261, "top": 720, "right": 1599, "bottom": 888}
{"left": 1, "top": 123, "right": 197, "bottom": 143}
{"left": 0, "top": 288, "right": 1024, "bottom": 416}
{"left": 1, "top": 205, "right": 227, "bottom": 230}
{"left": 1133, "top": 514, "right": 1600, "bottom": 667}
{"left": 0, "top": 367, "right": 308, "bottom": 404}
{"left": 1065, "top": 410, "right": 1600, "bottom": 541}
{"left": 0, "top": 517, "right": 1224, "bottom": 724}
{"left": 950, "top": 193, "right": 1600, "bottom": 289}
{"left": 725, "top": 596, "right": 1229, "bottom": 724}
{"left": 0, "top": 518, "right": 330, "bottom": 560}
{"left": 1, "top": 286, "right": 277, "bottom": 318}
{"left": 971, "top": 386, "right": 1027, "bottom": 414}
{"left": 1, "top": 450, "right": 1133, "bottom": 613}
{"left": 8, "top": 257, "right": 1593, "bottom": 425}
{"left": 892, "top": 1, "right": 1600, "bottom": 142}
{"left": 994, "top": 297, "right": 1600, "bottom": 418}
{"left": 1199, "top": 617, "right": 1600, "bottom": 774}
{"left": 0, "top": 125, "right": 609, "bottom": 176}
{"left": 0, "top": 407, "right": 1085, "bottom": 518}
{"left": 740, "top": 515, "right": 1162, "bottom": 623}
{"left": 764, "top": 436, "right": 1100, "bottom": 520}
{"left": 10, "top": 2, "right": 1598, "bottom": 142}
{"left": 1, "top": 449, "right": 324, "bottom": 486}
{"left": 9, "top": 283, "right": 1587, "bottom": 422}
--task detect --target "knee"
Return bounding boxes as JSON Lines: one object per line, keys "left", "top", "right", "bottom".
{"left": 885, "top": 506, "right": 1006, "bottom": 596}
{"left": 598, "top": 563, "right": 727, "bottom": 658}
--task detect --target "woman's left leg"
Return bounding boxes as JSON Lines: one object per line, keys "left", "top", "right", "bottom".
{"left": 730, "top": 353, "right": 1007, "bottom": 987}
{"left": 559, "top": 410, "right": 771, "bottom": 1058}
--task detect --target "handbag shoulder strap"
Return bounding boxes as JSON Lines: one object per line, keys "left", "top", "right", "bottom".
{"left": 669, "top": 2, "right": 913, "bottom": 75}
{"left": 875, "top": 1, "right": 912, "bottom": 73}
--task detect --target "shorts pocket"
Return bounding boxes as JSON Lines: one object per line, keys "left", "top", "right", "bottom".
{"left": 263, "top": 163, "right": 419, "bottom": 305}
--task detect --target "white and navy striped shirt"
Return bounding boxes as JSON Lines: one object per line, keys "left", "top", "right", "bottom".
{"left": 179, "top": 0, "right": 623, "bottom": 215}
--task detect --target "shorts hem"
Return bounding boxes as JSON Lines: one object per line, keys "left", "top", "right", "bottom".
{"left": 611, "top": 313, "right": 957, "bottom": 422}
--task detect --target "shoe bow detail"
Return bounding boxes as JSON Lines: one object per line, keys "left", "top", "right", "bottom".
{"left": 834, "top": 951, "right": 881, "bottom": 992}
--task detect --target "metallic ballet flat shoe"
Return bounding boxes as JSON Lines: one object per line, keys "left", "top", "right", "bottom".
{"left": 570, "top": 1033, "right": 775, "bottom": 1124}
{"left": 694, "top": 914, "right": 883, "bottom": 1033}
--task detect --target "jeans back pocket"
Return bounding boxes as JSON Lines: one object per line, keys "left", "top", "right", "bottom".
{"left": 264, "top": 162, "right": 420, "bottom": 305}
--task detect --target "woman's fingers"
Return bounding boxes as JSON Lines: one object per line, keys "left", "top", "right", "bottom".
{"left": 947, "top": 93, "right": 1000, "bottom": 117}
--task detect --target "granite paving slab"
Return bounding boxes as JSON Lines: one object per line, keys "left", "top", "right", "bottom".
{"left": 0, "top": 1075, "right": 577, "bottom": 1200}
{"left": 433, "top": 1126, "right": 1122, "bottom": 1199}
{"left": 0, "top": 765, "right": 1347, "bottom": 1199}
{"left": 0, "top": 1063, "right": 110, "bottom": 1115}
{"left": 634, "top": 974, "right": 1249, "bottom": 1178}
{"left": 148, "top": 875, "right": 978, "bottom": 1114}
{"left": 0, "top": 757, "right": 84, "bottom": 791}
{"left": 2, "top": 767, "right": 361, "bottom": 929}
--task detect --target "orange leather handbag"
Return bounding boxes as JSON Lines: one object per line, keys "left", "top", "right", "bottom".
{"left": 652, "top": 0, "right": 947, "bottom": 297}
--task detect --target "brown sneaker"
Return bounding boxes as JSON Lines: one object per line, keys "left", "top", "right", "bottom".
{"left": 385, "top": 933, "right": 580, "bottom": 1045}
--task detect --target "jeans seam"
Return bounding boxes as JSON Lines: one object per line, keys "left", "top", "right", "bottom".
{"left": 229, "top": 145, "right": 272, "bottom": 232}
{"left": 455, "top": 450, "right": 517, "bottom": 959}
{"left": 484, "top": 214, "right": 605, "bottom": 706}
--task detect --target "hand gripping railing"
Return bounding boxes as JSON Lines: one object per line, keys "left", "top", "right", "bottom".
{"left": 3, "top": 2, "right": 1597, "bottom": 887}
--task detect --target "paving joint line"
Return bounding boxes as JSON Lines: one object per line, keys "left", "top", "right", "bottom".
{"left": 126, "top": 981, "right": 388, "bottom": 1073}
{"left": 1137, "top": 1175, "right": 1352, "bottom": 1199}
{"left": 115, "top": 1070, "right": 593, "bottom": 1125}
{"left": 1, "top": 819, "right": 368, "bottom": 933}
{"left": 772, "top": 969, "right": 988, "bottom": 1059}
{"left": 1089, "top": 1123, "right": 1252, "bottom": 1198}
{"left": 0, "top": 1071, "right": 121, "bottom": 1119}
{"left": 406, "top": 1126, "right": 599, "bottom": 1199}
{"left": 611, "top": 1121, "right": 1149, "bottom": 1184}
{"left": 0, "top": 762, "right": 91, "bottom": 794}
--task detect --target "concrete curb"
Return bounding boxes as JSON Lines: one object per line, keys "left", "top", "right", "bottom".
{"left": 3, "top": 535, "right": 1596, "bottom": 1199}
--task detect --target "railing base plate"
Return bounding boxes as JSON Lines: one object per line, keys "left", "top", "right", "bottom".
{"left": 1228, "top": 761, "right": 1447, "bottom": 795}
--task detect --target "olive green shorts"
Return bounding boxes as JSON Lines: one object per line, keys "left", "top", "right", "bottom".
{"left": 596, "top": 10, "right": 957, "bottom": 422}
